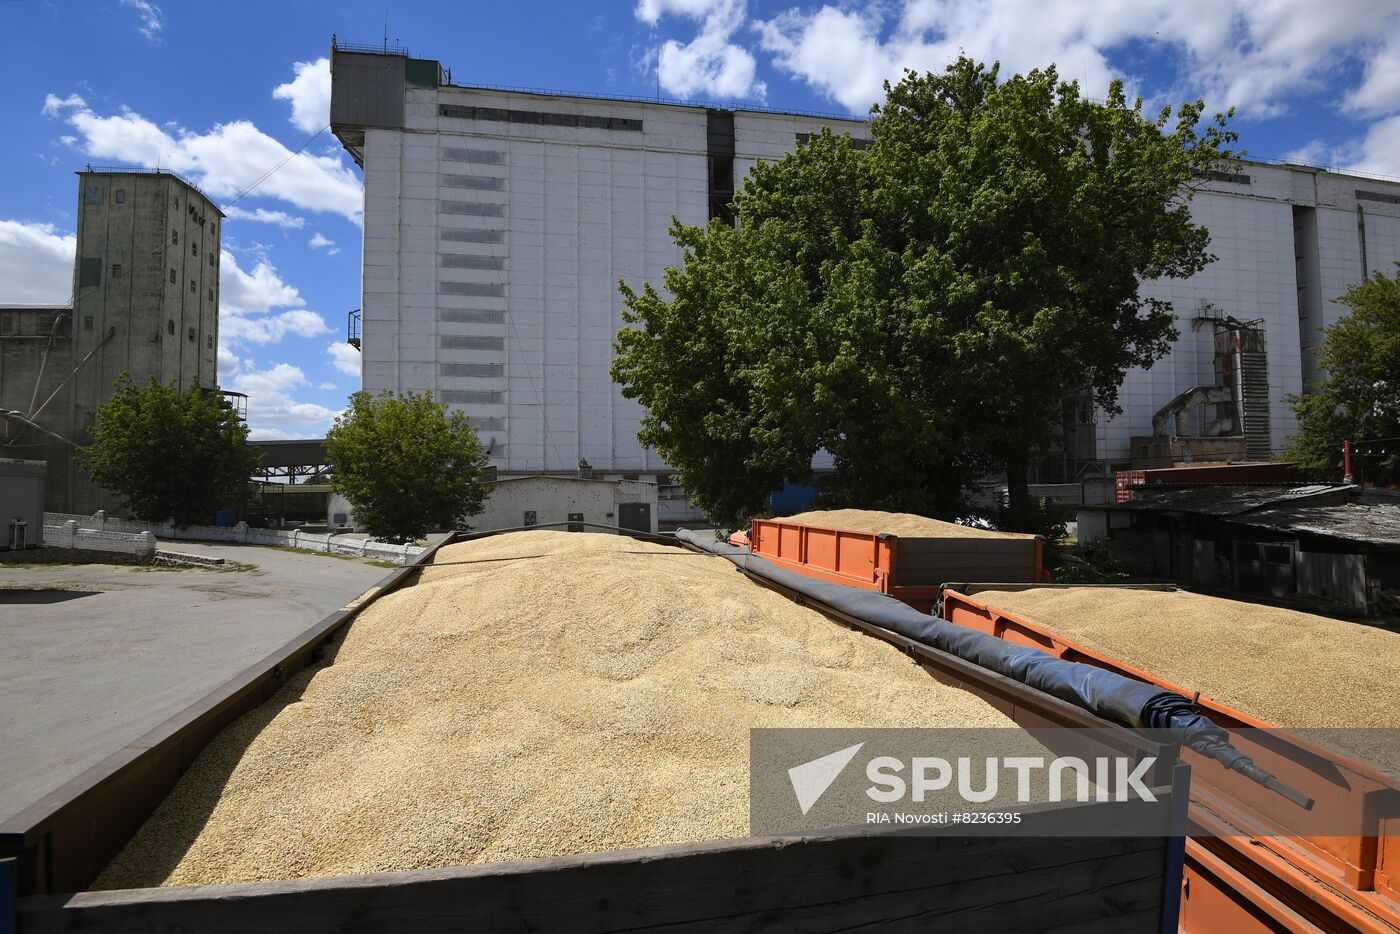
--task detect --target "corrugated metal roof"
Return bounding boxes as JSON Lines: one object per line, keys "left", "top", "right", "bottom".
{"left": 1113, "top": 483, "right": 1345, "bottom": 516}
{"left": 1227, "top": 502, "right": 1400, "bottom": 546}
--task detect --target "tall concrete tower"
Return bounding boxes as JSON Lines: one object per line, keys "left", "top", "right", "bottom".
{"left": 0, "top": 168, "right": 223, "bottom": 513}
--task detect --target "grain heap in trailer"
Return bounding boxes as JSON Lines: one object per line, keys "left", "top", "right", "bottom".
{"left": 2, "top": 514, "right": 1224, "bottom": 932}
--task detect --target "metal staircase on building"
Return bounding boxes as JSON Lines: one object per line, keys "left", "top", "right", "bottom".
{"left": 1239, "top": 352, "right": 1272, "bottom": 459}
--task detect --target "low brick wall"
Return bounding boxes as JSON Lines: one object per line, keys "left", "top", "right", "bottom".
{"left": 43, "top": 512, "right": 425, "bottom": 564}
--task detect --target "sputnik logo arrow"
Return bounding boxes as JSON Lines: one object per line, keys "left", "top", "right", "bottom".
{"left": 788, "top": 742, "right": 865, "bottom": 815}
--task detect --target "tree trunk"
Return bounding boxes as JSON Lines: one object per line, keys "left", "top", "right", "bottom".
{"left": 1005, "top": 448, "right": 1031, "bottom": 524}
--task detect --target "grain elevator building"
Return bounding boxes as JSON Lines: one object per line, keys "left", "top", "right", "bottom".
{"left": 329, "top": 43, "right": 1400, "bottom": 499}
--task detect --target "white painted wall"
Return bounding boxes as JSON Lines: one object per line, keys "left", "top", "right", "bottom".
{"left": 359, "top": 89, "right": 875, "bottom": 477}
{"left": 733, "top": 110, "right": 872, "bottom": 186}
{"left": 469, "top": 476, "right": 658, "bottom": 533}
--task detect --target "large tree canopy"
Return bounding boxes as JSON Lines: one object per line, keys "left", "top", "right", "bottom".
{"left": 83, "top": 377, "right": 259, "bottom": 527}
{"left": 612, "top": 57, "right": 1237, "bottom": 527}
{"left": 325, "top": 390, "right": 491, "bottom": 543}
{"left": 1287, "top": 265, "right": 1400, "bottom": 484}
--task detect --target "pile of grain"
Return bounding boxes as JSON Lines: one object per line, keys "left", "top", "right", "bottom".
{"left": 975, "top": 587, "right": 1400, "bottom": 768}
{"left": 96, "top": 531, "right": 1016, "bottom": 889}
{"left": 783, "top": 509, "right": 1032, "bottom": 539}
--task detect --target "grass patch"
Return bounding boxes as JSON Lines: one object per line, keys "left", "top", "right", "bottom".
{"left": 134, "top": 560, "right": 258, "bottom": 573}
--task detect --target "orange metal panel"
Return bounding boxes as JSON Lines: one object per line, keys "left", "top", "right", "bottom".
{"left": 942, "top": 587, "right": 1400, "bottom": 934}
{"left": 1183, "top": 839, "right": 1322, "bottom": 933}
{"left": 751, "top": 519, "right": 886, "bottom": 590}
{"left": 1381, "top": 815, "right": 1400, "bottom": 904}
{"left": 749, "top": 519, "right": 1039, "bottom": 598}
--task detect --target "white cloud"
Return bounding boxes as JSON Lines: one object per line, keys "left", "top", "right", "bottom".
{"left": 223, "top": 206, "right": 306, "bottom": 229}
{"left": 0, "top": 220, "right": 75, "bottom": 304}
{"left": 637, "top": 0, "right": 766, "bottom": 100}
{"left": 327, "top": 341, "right": 362, "bottom": 378}
{"left": 221, "top": 309, "right": 330, "bottom": 345}
{"left": 217, "top": 250, "right": 328, "bottom": 350}
{"left": 308, "top": 232, "right": 340, "bottom": 255}
{"left": 42, "top": 93, "right": 86, "bottom": 117}
{"left": 757, "top": 6, "right": 911, "bottom": 113}
{"left": 1347, "top": 36, "right": 1400, "bottom": 117}
{"left": 753, "top": 0, "right": 1400, "bottom": 118}
{"left": 317, "top": 381, "right": 338, "bottom": 391}
{"left": 272, "top": 58, "right": 332, "bottom": 134}
{"left": 1343, "top": 115, "right": 1400, "bottom": 179}
{"left": 120, "top": 0, "right": 163, "bottom": 43}
{"left": 46, "top": 98, "right": 362, "bottom": 221}
{"left": 225, "top": 361, "right": 341, "bottom": 439}
{"left": 217, "top": 342, "right": 240, "bottom": 380}
{"left": 219, "top": 249, "right": 303, "bottom": 314}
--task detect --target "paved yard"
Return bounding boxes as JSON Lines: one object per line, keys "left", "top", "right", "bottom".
{"left": 0, "top": 543, "right": 397, "bottom": 822}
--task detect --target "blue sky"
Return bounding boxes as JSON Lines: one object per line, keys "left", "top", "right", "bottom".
{"left": 3, "top": 0, "right": 1399, "bottom": 438}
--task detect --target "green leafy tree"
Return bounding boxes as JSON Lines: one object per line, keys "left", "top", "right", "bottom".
{"left": 324, "top": 390, "right": 491, "bottom": 543}
{"left": 613, "top": 57, "right": 1237, "bottom": 528}
{"left": 83, "top": 377, "right": 259, "bottom": 527}
{"left": 1287, "top": 265, "right": 1400, "bottom": 483}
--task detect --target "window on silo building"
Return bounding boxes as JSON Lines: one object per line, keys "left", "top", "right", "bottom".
{"left": 115, "top": 189, "right": 126, "bottom": 203}
{"left": 83, "top": 185, "right": 104, "bottom": 204}
{"left": 79, "top": 257, "right": 102, "bottom": 287}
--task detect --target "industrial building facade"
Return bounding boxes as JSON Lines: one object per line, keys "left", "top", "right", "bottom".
{"left": 330, "top": 45, "right": 1400, "bottom": 494}
{"left": 0, "top": 169, "right": 222, "bottom": 512}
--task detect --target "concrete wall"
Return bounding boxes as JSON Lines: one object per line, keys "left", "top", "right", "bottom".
{"left": 0, "top": 458, "right": 45, "bottom": 548}
{"left": 72, "top": 172, "right": 220, "bottom": 406}
{"left": 0, "top": 307, "right": 75, "bottom": 502}
{"left": 0, "top": 172, "right": 222, "bottom": 514}
{"left": 73, "top": 171, "right": 222, "bottom": 513}
{"left": 42, "top": 520, "right": 155, "bottom": 557}
{"left": 469, "top": 476, "right": 659, "bottom": 533}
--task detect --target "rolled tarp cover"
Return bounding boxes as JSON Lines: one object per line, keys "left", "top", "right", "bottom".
{"left": 674, "top": 527, "right": 1311, "bottom": 807}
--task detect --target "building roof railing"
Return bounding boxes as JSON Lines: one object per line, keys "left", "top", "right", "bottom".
{"left": 1242, "top": 155, "right": 1400, "bottom": 187}
{"left": 332, "top": 39, "right": 411, "bottom": 56}
{"left": 81, "top": 163, "right": 195, "bottom": 185}
{"left": 438, "top": 79, "right": 871, "bottom": 124}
